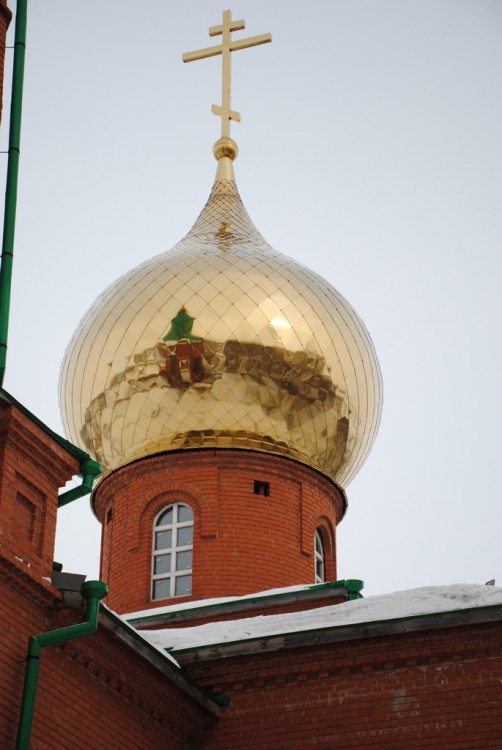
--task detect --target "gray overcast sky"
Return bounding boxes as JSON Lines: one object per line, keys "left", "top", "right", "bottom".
{"left": 2, "top": 1, "right": 501, "bottom": 596}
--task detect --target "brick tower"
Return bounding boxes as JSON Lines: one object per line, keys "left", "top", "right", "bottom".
{"left": 59, "top": 17, "right": 382, "bottom": 615}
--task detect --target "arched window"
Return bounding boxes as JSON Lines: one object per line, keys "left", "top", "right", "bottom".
{"left": 314, "top": 529, "right": 325, "bottom": 584}
{"left": 152, "top": 504, "right": 193, "bottom": 600}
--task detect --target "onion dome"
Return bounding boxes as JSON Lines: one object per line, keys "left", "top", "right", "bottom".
{"left": 59, "top": 137, "right": 382, "bottom": 487}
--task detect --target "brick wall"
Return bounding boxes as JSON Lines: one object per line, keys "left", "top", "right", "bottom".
{"left": 93, "top": 449, "right": 345, "bottom": 614}
{"left": 0, "top": 400, "right": 217, "bottom": 748}
{"left": 0, "top": 572, "right": 215, "bottom": 749}
{"left": 185, "top": 619, "right": 502, "bottom": 749}
{"left": 0, "top": 563, "right": 58, "bottom": 747}
{"left": 0, "top": 400, "right": 81, "bottom": 581}
{"left": 28, "top": 614, "right": 214, "bottom": 749}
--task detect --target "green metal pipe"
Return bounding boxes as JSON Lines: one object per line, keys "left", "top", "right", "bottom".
{"left": 345, "top": 579, "right": 364, "bottom": 600}
{"left": 57, "top": 458, "right": 101, "bottom": 508}
{"left": 15, "top": 580, "right": 108, "bottom": 750}
{"left": 0, "top": 0, "right": 28, "bottom": 387}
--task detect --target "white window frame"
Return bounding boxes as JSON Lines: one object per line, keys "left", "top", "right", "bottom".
{"left": 152, "top": 503, "right": 193, "bottom": 600}
{"left": 314, "top": 529, "right": 325, "bottom": 584}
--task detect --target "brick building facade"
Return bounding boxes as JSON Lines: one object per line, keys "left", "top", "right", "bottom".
{"left": 1, "top": 393, "right": 501, "bottom": 748}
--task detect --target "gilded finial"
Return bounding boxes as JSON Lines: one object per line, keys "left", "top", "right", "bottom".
{"left": 183, "top": 9, "right": 271, "bottom": 147}
{"left": 213, "top": 137, "right": 238, "bottom": 162}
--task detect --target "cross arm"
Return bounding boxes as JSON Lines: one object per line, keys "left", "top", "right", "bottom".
{"left": 230, "top": 33, "right": 272, "bottom": 54}
{"left": 209, "top": 19, "right": 245, "bottom": 37}
{"left": 183, "top": 44, "right": 223, "bottom": 63}
{"left": 182, "top": 33, "right": 272, "bottom": 64}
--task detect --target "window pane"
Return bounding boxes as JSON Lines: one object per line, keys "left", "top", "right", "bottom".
{"left": 178, "top": 505, "right": 193, "bottom": 523}
{"left": 315, "top": 529, "right": 325, "bottom": 583}
{"left": 316, "top": 533, "right": 323, "bottom": 556}
{"left": 176, "top": 550, "right": 192, "bottom": 571}
{"left": 175, "top": 575, "right": 192, "bottom": 597}
{"left": 154, "top": 553, "right": 171, "bottom": 575}
{"left": 155, "top": 529, "right": 172, "bottom": 550}
{"left": 156, "top": 507, "right": 173, "bottom": 527}
{"left": 177, "top": 526, "right": 193, "bottom": 546}
{"left": 153, "top": 578, "right": 171, "bottom": 600}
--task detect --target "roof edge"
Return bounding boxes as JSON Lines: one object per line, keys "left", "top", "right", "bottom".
{"left": 126, "top": 579, "right": 359, "bottom": 628}
{"left": 98, "top": 605, "right": 221, "bottom": 716}
{"left": 0, "top": 387, "right": 90, "bottom": 462}
{"left": 171, "top": 602, "right": 502, "bottom": 663}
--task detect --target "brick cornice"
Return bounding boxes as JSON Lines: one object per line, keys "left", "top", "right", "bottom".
{"left": 0, "top": 548, "right": 63, "bottom": 608}
{"left": 0, "top": 2, "right": 12, "bottom": 25}
{"left": 0, "top": 403, "right": 80, "bottom": 484}
{"left": 94, "top": 448, "right": 346, "bottom": 521}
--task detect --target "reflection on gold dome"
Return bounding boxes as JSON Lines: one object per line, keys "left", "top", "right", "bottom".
{"left": 59, "top": 154, "right": 382, "bottom": 488}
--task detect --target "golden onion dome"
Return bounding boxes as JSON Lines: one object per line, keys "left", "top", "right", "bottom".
{"left": 59, "top": 138, "right": 382, "bottom": 487}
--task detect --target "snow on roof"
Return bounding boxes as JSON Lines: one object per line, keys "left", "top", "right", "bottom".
{"left": 138, "top": 583, "right": 502, "bottom": 653}
{"left": 124, "top": 582, "right": 319, "bottom": 622}
{"left": 101, "top": 604, "right": 181, "bottom": 667}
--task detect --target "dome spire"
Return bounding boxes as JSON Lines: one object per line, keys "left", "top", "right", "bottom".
{"left": 182, "top": 9, "right": 272, "bottom": 152}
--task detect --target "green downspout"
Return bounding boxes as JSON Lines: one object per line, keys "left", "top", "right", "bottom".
{"left": 0, "top": 0, "right": 28, "bottom": 387}
{"left": 16, "top": 580, "right": 108, "bottom": 750}
{"left": 344, "top": 579, "right": 364, "bottom": 600}
{"left": 57, "top": 458, "right": 101, "bottom": 508}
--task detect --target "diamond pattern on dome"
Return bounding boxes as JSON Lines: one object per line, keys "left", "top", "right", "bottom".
{"left": 60, "top": 160, "right": 382, "bottom": 487}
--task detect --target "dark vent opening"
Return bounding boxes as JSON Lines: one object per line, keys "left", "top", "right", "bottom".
{"left": 254, "top": 480, "right": 270, "bottom": 497}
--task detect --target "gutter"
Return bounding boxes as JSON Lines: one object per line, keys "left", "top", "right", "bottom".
{"left": 0, "top": 387, "right": 89, "bottom": 460}
{"left": 127, "top": 579, "right": 364, "bottom": 629}
{"left": 57, "top": 457, "right": 101, "bottom": 507}
{"left": 0, "top": 0, "right": 27, "bottom": 387}
{"left": 16, "top": 580, "right": 108, "bottom": 750}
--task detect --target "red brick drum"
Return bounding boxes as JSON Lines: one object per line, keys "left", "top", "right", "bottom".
{"left": 93, "top": 449, "right": 345, "bottom": 614}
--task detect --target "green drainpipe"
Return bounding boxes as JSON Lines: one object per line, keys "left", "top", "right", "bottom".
{"left": 0, "top": 0, "right": 28, "bottom": 387}
{"left": 15, "top": 580, "right": 108, "bottom": 750}
{"left": 57, "top": 458, "right": 101, "bottom": 508}
{"left": 345, "top": 579, "right": 364, "bottom": 600}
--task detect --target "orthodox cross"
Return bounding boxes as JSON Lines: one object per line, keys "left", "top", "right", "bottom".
{"left": 183, "top": 10, "right": 272, "bottom": 139}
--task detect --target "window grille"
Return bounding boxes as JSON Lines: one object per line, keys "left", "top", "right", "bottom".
{"left": 152, "top": 504, "right": 193, "bottom": 599}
